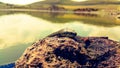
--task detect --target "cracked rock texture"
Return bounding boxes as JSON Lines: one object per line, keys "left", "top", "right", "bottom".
{"left": 15, "top": 29, "right": 120, "bottom": 68}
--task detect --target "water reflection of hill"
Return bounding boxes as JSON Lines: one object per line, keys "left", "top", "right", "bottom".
{"left": 0, "top": 11, "right": 120, "bottom": 27}
{"left": 23, "top": 12, "right": 120, "bottom": 27}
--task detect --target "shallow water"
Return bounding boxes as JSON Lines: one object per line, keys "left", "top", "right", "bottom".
{"left": 0, "top": 11, "right": 120, "bottom": 65}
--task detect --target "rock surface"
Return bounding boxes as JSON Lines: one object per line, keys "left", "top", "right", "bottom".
{"left": 15, "top": 29, "right": 120, "bottom": 68}
{"left": 47, "top": 28, "right": 77, "bottom": 38}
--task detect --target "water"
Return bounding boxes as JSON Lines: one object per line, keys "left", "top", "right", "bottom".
{"left": 0, "top": 11, "right": 120, "bottom": 65}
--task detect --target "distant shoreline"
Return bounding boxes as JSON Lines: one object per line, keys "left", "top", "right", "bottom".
{"left": 0, "top": 9, "right": 73, "bottom": 13}
{"left": 0, "top": 9, "right": 99, "bottom": 14}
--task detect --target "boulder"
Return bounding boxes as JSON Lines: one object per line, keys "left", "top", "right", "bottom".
{"left": 15, "top": 29, "right": 120, "bottom": 68}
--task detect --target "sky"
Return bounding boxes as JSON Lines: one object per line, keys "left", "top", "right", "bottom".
{"left": 0, "top": 0, "right": 44, "bottom": 5}
{"left": 0, "top": 0, "right": 88, "bottom": 5}
{"left": 0, "top": 0, "right": 120, "bottom": 5}
{"left": 72, "top": 0, "right": 87, "bottom": 2}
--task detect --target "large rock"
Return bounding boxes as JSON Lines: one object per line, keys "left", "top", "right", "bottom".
{"left": 15, "top": 29, "right": 120, "bottom": 68}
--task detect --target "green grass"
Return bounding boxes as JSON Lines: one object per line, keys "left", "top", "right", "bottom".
{"left": 0, "top": 0, "right": 120, "bottom": 11}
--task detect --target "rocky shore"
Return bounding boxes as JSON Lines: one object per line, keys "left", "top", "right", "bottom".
{"left": 15, "top": 29, "right": 120, "bottom": 68}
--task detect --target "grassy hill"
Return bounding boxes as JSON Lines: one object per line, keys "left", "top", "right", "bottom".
{"left": 0, "top": 2, "right": 10, "bottom": 9}
{"left": 0, "top": 0, "right": 120, "bottom": 10}
{"left": 21, "top": 0, "right": 120, "bottom": 11}
{"left": 0, "top": 2, "right": 25, "bottom": 9}
{"left": 28, "top": 0, "right": 120, "bottom": 5}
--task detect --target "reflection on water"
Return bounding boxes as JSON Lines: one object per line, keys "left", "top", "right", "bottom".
{"left": 0, "top": 11, "right": 120, "bottom": 65}
{"left": 74, "top": 13, "right": 98, "bottom": 17}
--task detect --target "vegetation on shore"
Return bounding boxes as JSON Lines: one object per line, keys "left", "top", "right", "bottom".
{"left": 0, "top": 0, "right": 120, "bottom": 12}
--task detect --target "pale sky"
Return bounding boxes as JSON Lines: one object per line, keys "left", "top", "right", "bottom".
{"left": 0, "top": 0, "right": 87, "bottom": 5}
{"left": 0, "top": 0, "right": 44, "bottom": 5}
{"left": 0, "top": 0, "right": 120, "bottom": 5}
{"left": 72, "top": 0, "right": 87, "bottom": 2}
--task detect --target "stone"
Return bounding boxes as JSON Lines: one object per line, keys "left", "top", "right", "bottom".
{"left": 47, "top": 28, "right": 77, "bottom": 38}
{"left": 15, "top": 29, "right": 120, "bottom": 68}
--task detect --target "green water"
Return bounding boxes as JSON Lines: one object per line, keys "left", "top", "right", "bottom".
{"left": 0, "top": 11, "right": 120, "bottom": 65}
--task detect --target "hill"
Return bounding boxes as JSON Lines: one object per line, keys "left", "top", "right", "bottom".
{"left": 21, "top": 0, "right": 120, "bottom": 11}
{"left": 0, "top": 0, "right": 120, "bottom": 11}
{"left": 0, "top": 2, "right": 24, "bottom": 9}
{"left": 28, "top": 0, "right": 120, "bottom": 5}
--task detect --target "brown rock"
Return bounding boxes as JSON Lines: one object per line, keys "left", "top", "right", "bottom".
{"left": 15, "top": 29, "right": 120, "bottom": 68}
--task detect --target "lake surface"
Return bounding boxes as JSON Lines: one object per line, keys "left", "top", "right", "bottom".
{"left": 0, "top": 11, "right": 120, "bottom": 65}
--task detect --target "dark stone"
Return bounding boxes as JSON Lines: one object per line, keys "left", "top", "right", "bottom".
{"left": 15, "top": 29, "right": 120, "bottom": 68}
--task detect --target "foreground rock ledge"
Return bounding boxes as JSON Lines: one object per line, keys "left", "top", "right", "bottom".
{"left": 15, "top": 29, "right": 120, "bottom": 68}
